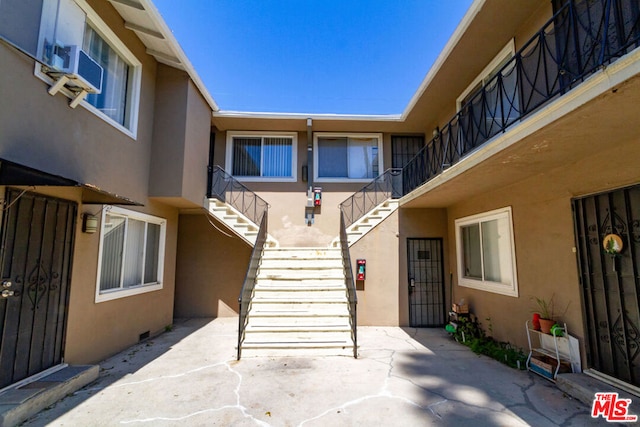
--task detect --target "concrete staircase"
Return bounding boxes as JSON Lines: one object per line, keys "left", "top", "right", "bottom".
{"left": 331, "top": 199, "right": 398, "bottom": 248}
{"left": 240, "top": 248, "right": 356, "bottom": 357}
{"left": 206, "top": 198, "right": 278, "bottom": 247}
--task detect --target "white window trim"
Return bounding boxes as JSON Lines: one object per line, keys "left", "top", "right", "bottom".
{"left": 225, "top": 131, "right": 298, "bottom": 182}
{"left": 35, "top": 0, "right": 142, "bottom": 139}
{"left": 454, "top": 206, "right": 519, "bottom": 297}
{"left": 313, "top": 132, "right": 384, "bottom": 183}
{"left": 95, "top": 206, "right": 166, "bottom": 303}
{"left": 456, "top": 39, "right": 515, "bottom": 110}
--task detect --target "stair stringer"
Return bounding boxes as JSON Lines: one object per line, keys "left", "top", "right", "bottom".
{"left": 205, "top": 198, "right": 279, "bottom": 248}
{"left": 330, "top": 199, "right": 399, "bottom": 248}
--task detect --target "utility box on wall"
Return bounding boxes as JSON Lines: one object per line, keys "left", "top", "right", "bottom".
{"left": 356, "top": 259, "right": 366, "bottom": 281}
{"left": 313, "top": 187, "right": 322, "bottom": 207}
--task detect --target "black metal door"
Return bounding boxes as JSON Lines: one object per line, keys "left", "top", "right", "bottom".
{"left": 392, "top": 135, "right": 424, "bottom": 169}
{"left": 0, "top": 189, "right": 76, "bottom": 388}
{"left": 573, "top": 185, "right": 640, "bottom": 386}
{"left": 407, "top": 238, "right": 445, "bottom": 327}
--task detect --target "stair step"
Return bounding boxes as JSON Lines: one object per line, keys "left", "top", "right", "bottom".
{"left": 353, "top": 223, "right": 373, "bottom": 231}
{"left": 262, "top": 249, "right": 341, "bottom": 259}
{"left": 251, "top": 300, "right": 348, "bottom": 309}
{"left": 259, "top": 259, "right": 343, "bottom": 269}
{"left": 245, "top": 322, "right": 351, "bottom": 334}
{"left": 258, "top": 270, "right": 344, "bottom": 280}
{"left": 374, "top": 207, "right": 393, "bottom": 213}
{"left": 247, "top": 316, "right": 351, "bottom": 327}
{"left": 239, "top": 346, "right": 356, "bottom": 358}
{"left": 249, "top": 302, "right": 350, "bottom": 311}
{"left": 242, "top": 337, "right": 353, "bottom": 347}
{"left": 240, "top": 340, "right": 353, "bottom": 349}
{"left": 247, "top": 309, "right": 350, "bottom": 318}
{"left": 253, "top": 291, "right": 346, "bottom": 299}
{"left": 255, "top": 279, "right": 345, "bottom": 288}
{"left": 210, "top": 206, "right": 229, "bottom": 212}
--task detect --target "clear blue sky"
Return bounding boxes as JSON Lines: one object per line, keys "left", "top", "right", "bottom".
{"left": 153, "top": 1, "right": 474, "bottom": 115}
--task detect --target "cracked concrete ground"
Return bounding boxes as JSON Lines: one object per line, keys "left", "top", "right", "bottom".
{"left": 23, "top": 318, "right": 603, "bottom": 426}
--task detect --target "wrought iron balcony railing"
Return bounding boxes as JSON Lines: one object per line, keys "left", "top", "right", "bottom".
{"left": 403, "top": 0, "right": 640, "bottom": 195}
{"left": 339, "top": 168, "right": 402, "bottom": 227}
{"left": 208, "top": 165, "right": 269, "bottom": 225}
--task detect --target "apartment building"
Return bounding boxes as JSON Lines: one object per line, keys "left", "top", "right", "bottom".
{"left": 2, "top": 0, "right": 640, "bottom": 405}
{"left": 0, "top": 0, "right": 215, "bottom": 392}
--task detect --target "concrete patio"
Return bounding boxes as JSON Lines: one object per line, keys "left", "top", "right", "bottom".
{"left": 21, "top": 318, "right": 608, "bottom": 426}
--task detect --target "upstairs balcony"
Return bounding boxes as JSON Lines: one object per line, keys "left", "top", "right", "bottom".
{"left": 401, "top": 0, "right": 640, "bottom": 199}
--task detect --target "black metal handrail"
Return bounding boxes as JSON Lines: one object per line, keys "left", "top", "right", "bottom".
{"left": 209, "top": 166, "right": 269, "bottom": 225}
{"left": 403, "top": 0, "right": 640, "bottom": 196}
{"left": 340, "top": 211, "right": 358, "bottom": 358}
{"left": 339, "top": 168, "right": 402, "bottom": 228}
{"left": 236, "top": 212, "right": 268, "bottom": 360}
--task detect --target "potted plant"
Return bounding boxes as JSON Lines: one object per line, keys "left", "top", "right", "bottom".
{"left": 531, "top": 295, "right": 568, "bottom": 334}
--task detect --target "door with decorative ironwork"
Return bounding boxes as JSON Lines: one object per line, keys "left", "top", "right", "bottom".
{"left": 0, "top": 189, "right": 76, "bottom": 388}
{"left": 407, "top": 238, "right": 445, "bottom": 327}
{"left": 573, "top": 185, "right": 640, "bottom": 387}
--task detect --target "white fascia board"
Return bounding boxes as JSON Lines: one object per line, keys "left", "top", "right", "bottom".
{"left": 212, "top": 110, "right": 403, "bottom": 121}
{"left": 401, "top": 0, "right": 485, "bottom": 120}
{"left": 138, "top": 0, "right": 219, "bottom": 112}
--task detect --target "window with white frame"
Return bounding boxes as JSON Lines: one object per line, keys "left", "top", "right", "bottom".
{"left": 36, "top": 0, "right": 141, "bottom": 136}
{"left": 96, "top": 207, "right": 166, "bottom": 302}
{"left": 225, "top": 132, "right": 297, "bottom": 181}
{"left": 314, "top": 133, "right": 382, "bottom": 182}
{"left": 455, "top": 207, "right": 518, "bottom": 297}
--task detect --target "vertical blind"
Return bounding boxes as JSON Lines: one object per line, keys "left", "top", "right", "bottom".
{"left": 232, "top": 136, "right": 293, "bottom": 177}
{"left": 99, "top": 214, "right": 161, "bottom": 292}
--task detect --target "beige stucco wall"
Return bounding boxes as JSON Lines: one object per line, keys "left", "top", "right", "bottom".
{"left": 212, "top": 130, "right": 394, "bottom": 247}
{"left": 446, "top": 131, "right": 640, "bottom": 355}
{"left": 149, "top": 66, "right": 211, "bottom": 207}
{"left": 348, "top": 207, "right": 448, "bottom": 327}
{"left": 174, "top": 213, "right": 251, "bottom": 318}
{"left": 66, "top": 199, "right": 178, "bottom": 364}
{"left": 2, "top": 187, "right": 179, "bottom": 365}
{"left": 0, "top": 0, "right": 157, "bottom": 205}
{"left": 350, "top": 211, "right": 400, "bottom": 326}
{"left": 0, "top": 1, "right": 192, "bottom": 365}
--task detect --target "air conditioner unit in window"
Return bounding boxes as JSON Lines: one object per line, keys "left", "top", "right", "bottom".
{"left": 59, "top": 45, "right": 103, "bottom": 94}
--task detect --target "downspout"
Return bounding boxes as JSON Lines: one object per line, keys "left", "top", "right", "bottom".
{"left": 305, "top": 118, "right": 314, "bottom": 225}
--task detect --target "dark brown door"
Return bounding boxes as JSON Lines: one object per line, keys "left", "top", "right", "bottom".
{"left": 0, "top": 189, "right": 76, "bottom": 388}
{"left": 573, "top": 185, "right": 640, "bottom": 386}
{"left": 407, "top": 238, "right": 445, "bottom": 327}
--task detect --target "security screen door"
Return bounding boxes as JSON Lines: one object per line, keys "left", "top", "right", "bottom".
{"left": 407, "top": 238, "right": 445, "bottom": 327}
{"left": 573, "top": 185, "right": 640, "bottom": 387}
{"left": 0, "top": 189, "right": 76, "bottom": 388}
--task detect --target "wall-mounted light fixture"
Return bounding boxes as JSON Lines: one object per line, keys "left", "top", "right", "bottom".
{"left": 82, "top": 213, "right": 98, "bottom": 233}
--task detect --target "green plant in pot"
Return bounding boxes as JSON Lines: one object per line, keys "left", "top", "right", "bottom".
{"left": 531, "top": 295, "right": 569, "bottom": 334}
